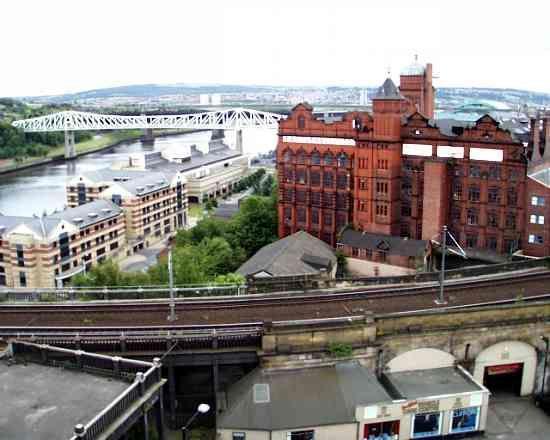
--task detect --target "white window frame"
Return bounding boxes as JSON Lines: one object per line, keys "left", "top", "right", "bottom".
{"left": 529, "top": 234, "right": 535, "bottom": 243}
{"left": 411, "top": 411, "right": 443, "bottom": 439}
{"left": 449, "top": 407, "right": 480, "bottom": 434}
{"left": 530, "top": 214, "right": 537, "bottom": 224}
{"left": 532, "top": 196, "right": 539, "bottom": 206}
{"left": 539, "top": 216, "right": 545, "bottom": 225}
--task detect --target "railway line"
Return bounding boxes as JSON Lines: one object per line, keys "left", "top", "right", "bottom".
{"left": 1, "top": 269, "right": 549, "bottom": 333}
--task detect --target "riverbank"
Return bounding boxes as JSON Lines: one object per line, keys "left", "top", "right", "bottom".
{"left": 0, "top": 129, "right": 206, "bottom": 176}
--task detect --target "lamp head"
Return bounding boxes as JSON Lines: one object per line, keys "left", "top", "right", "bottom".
{"left": 197, "top": 403, "right": 210, "bottom": 414}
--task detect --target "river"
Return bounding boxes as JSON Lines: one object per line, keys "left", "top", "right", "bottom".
{"left": 0, "top": 129, "right": 277, "bottom": 217}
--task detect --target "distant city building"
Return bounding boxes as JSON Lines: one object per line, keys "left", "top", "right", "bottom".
{"left": 359, "top": 89, "right": 368, "bottom": 106}
{"left": 199, "top": 93, "right": 223, "bottom": 106}
{"left": 199, "top": 93, "right": 210, "bottom": 105}
{"left": 277, "top": 59, "right": 550, "bottom": 263}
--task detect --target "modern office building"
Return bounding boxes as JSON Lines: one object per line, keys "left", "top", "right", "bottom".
{"left": 277, "top": 60, "right": 550, "bottom": 262}
{"left": 0, "top": 199, "right": 125, "bottom": 288}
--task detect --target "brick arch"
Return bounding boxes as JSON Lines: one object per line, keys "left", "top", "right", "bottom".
{"left": 473, "top": 340, "right": 537, "bottom": 396}
{"left": 386, "top": 348, "right": 456, "bottom": 373}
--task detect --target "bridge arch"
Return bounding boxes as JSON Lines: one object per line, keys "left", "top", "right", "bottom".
{"left": 386, "top": 348, "right": 456, "bottom": 373}
{"left": 473, "top": 340, "right": 536, "bottom": 396}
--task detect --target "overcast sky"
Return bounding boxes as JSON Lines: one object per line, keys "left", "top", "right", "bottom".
{"left": 1, "top": 0, "right": 549, "bottom": 97}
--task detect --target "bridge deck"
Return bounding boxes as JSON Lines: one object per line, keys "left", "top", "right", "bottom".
{"left": 1, "top": 269, "right": 548, "bottom": 328}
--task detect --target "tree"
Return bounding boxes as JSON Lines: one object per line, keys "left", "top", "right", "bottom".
{"left": 231, "top": 195, "right": 278, "bottom": 257}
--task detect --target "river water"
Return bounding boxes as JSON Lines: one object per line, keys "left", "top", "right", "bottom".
{"left": 0, "top": 129, "right": 277, "bottom": 217}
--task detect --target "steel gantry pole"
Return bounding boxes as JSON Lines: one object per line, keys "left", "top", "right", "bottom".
{"left": 167, "top": 250, "right": 177, "bottom": 321}
{"left": 436, "top": 225, "right": 448, "bottom": 305}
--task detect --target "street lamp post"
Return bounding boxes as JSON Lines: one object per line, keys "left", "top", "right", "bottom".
{"left": 541, "top": 336, "right": 549, "bottom": 396}
{"left": 181, "top": 403, "right": 210, "bottom": 440}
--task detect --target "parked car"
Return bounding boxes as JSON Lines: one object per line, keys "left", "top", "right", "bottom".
{"left": 534, "top": 393, "right": 550, "bottom": 414}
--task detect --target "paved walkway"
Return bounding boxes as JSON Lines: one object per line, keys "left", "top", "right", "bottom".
{"left": 119, "top": 240, "right": 169, "bottom": 272}
{"left": 479, "top": 395, "right": 550, "bottom": 439}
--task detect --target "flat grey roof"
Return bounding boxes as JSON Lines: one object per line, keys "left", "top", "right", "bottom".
{"left": 383, "top": 367, "right": 481, "bottom": 400}
{"left": 218, "top": 361, "right": 392, "bottom": 431}
{"left": 0, "top": 360, "right": 129, "bottom": 440}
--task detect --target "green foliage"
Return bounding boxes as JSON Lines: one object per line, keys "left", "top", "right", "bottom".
{"left": 335, "top": 250, "right": 348, "bottom": 278}
{"left": 254, "top": 173, "right": 276, "bottom": 196}
{"left": 328, "top": 342, "right": 354, "bottom": 358}
{"left": 214, "top": 273, "right": 246, "bottom": 285}
{"left": 0, "top": 100, "right": 92, "bottom": 159}
{"left": 232, "top": 168, "right": 266, "bottom": 193}
{"left": 231, "top": 195, "right": 278, "bottom": 257}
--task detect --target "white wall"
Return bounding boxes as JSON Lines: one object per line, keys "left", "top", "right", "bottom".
{"left": 387, "top": 348, "right": 456, "bottom": 372}
{"left": 473, "top": 340, "right": 537, "bottom": 396}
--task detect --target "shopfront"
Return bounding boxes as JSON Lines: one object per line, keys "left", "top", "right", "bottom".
{"left": 357, "top": 366, "right": 489, "bottom": 440}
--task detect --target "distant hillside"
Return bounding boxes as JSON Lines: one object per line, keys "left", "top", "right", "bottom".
{"left": 18, "top": 83, "right": 550, "bottom": 108}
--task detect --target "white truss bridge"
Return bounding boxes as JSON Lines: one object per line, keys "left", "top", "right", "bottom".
{"left": 12, "top": 108, "right": 284, "bottom": 132}
{"left": 12, "top": 108, "right": 284, "bottom": 158}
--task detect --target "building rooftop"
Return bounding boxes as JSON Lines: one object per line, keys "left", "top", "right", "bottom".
{"left": 0, "top": 358, "right": 129, "bottom": 440}
{"left": 218, "top": 361, "right": 392, "bottom": 431}
{"left": 49, "top": 199, "right": 122, "bottom": 229}
{"left": 339, "top": 229, "right": 429, "bottom": 258}
{"left": 373, "top": 78, "right": 404, "bottom": 101}
{"left": 237, "top": 230, "right": 336, "bottom": 278}
{"left": 383, "top": 367, "right": 481, "bottom": 400}
{"left": 115, "top": 171, "right": 171, "bottom": 196}
{"left": 145, "top": 145, "right": 243, "bottom": 176}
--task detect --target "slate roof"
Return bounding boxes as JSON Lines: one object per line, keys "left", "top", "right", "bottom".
{"left": 79, "top": 168, "right": 151, "bottom": 183}
{"left": 383, "top": 367, "right": 482, "bottom": 400}
{"left": 373, "top": 78, "right": 404, "bottom": 100}
{"left": 0, "top": 215, "right": 62, "bottom": 239}
{"left": 115, "top": 172, "right": 170, "bottom": 196}
{"left": 49, "top": 199, "right": 122, "bottom": 229}
{"left": 145, "top": 146, "right": 242, "bottom": 175}
{"left": 0, "top": 200, "right": 123, "bottom": 238}
{"left": 218, "top": 361, "right": 392, "bottom": 431}
{"left": 338, "top": 229, "right": 428, "bottom": 258}
{"left": 237, "top": 230, "right": 336, "bottom": 277}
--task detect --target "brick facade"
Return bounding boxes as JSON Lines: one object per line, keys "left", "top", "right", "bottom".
{"left": 277, "top": 62, "right": 547, "bottom": 261}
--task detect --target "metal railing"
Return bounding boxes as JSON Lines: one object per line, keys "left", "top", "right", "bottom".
{"left": 9, "top": 341, "right": 162, "bottom": 440}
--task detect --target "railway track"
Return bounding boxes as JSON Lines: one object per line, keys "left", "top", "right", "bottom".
{"left": 1, "top": 269, "right": 549, "bottom": 329}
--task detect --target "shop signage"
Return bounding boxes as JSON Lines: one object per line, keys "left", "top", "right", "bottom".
{"left": 452, "top": 397, "right": 464, "bottom": 409}
{"left": 417, "top": 400, "right": 440, "bottom": 413}
{"left": 486, "top": 363, "right": 522, "bottom": 376}
{"left": 401, "top": 400, "right": 418, "bottom": 414}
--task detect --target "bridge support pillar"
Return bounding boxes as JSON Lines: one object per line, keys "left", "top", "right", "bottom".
{"left": 235, "top": 129, "right": 243, "bottom": 154}
{"left": 142, "top": 128, "right": 154, "bottom": 143}
{"left": 64, "top": 130, "right": 76, "bottom": 159}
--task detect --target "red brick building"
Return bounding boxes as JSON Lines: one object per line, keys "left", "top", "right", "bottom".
{"left": 277, "top": 61, "right": 550, "bottom": 265}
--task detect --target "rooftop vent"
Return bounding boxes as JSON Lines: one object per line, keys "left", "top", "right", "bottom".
{"left": 253, "top": 383, "right": 270, "bottom": 403}
{"left": 157, "top": 180, "right": 166, "bottom": 185}
{"left": 88, "top": 213, "right": 98, "bottom": 218}
{"left": 101, "top": 208, "right": 111, "bottom": 213}
{"left": 146, "top": 183, "right": 155, "bottom": 188}
{"left": 73, "top": 217, "right": 84, "bottom": 223}
{"left": 136, "top": 186, "right": 145, "bottom": 192}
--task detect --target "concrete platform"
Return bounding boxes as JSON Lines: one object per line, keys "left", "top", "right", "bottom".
{"left": 0, "top": 360, "right": 129, "bottom": 440}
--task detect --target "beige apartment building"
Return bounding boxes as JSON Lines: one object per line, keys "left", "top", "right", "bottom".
{"left": 0, "top": 199, "right": 126, "bottom": 288}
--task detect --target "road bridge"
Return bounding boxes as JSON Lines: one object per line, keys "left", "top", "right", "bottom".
{"left": 12, "top": 108, "right": 285, "bottom": 158}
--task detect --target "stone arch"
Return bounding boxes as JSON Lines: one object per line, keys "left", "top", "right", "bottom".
{"left": 473, "top": 340, "right": 537, "bottom": 396}
{"left": 386, "top": 348, "right": 456, "bottom": 373}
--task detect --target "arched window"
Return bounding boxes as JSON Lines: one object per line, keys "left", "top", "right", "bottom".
{"left": 323, "top": 152, "right": 333, "bottom": 166}
{"left": 296, "top": 149, "right": 306, "bottom": 164}
{"left": 283, "top": 149, "right": 293, "bottom": 163}
{"left": 311, "top": 150, "right": 320, "bottom": 165}
{"left": 298, "top": 116, "right": 305, "bottom": 129}
{"left": 337, "top": 152, "right": 348, "bottom": 167}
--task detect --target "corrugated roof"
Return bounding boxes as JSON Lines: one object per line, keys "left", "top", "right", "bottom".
{"left": 218, "top": 361, "right": 392, "bottom": 431}
{"left": 237, "top": 231, "right": 336, "bottom": 277}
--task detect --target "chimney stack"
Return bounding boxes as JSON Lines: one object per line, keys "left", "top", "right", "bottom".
{"left": 530, "top": 117, "right": 541, "bottom": 163}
